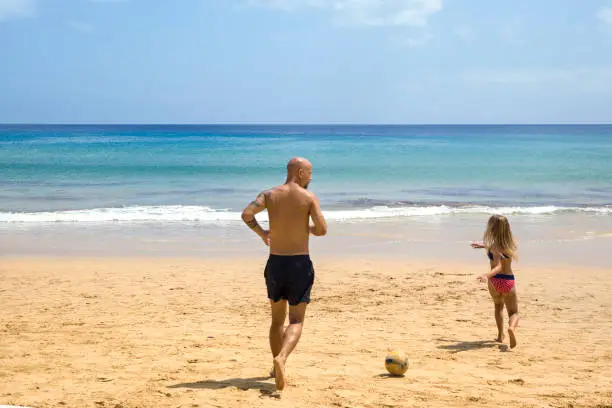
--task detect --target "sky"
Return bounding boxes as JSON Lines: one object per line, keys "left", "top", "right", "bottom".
{"left": 0, "top": 0, "right": 611, "bottom": 124}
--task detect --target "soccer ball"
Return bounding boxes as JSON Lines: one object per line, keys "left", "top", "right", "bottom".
{"left": 385, "top": 350, "right": 409, "bottom": 376}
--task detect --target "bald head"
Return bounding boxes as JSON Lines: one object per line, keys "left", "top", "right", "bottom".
{"left": 286, "top": 157, "right": 312, "bottom": 189}
{"left": 287, "top": 157, "right": 311, "bottom": 174}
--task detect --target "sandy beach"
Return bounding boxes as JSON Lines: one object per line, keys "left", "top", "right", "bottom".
{"left": 3, "top": 4, "right": 612, "bottom": 407}
{"left": 1, "top": 256, "right": 611, "bottom": 408}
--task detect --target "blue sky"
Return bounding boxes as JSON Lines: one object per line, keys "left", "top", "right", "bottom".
{"left": 1, "top": 0, "right": 611, "bottom": 124}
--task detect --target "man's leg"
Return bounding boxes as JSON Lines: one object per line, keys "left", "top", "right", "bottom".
{"left": 269, "top": 300, "right": 287, "bottom": 376}
{"left": 273, "top": 302, "right": 307, "bottom": 390}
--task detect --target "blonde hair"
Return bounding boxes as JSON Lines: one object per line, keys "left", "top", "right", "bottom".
{"left": 484, "top": 214, "right": 517, "bottom": 260}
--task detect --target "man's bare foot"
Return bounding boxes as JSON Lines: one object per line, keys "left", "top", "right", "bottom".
{"left": 508, "top": 327, "right": 517, "bottom": 349}
{"left": 273, "top": 356, "right": 286, "bottom": 391}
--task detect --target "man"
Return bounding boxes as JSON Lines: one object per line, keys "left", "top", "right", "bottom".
{"left": 241, "top": 157, "right": 327, "bottom": 391}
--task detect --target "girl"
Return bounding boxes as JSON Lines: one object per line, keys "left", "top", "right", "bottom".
{"left": 471, "top": 214, "right": 520, "bottom": 349}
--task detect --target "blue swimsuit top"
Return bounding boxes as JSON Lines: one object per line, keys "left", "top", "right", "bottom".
{"left": 488, "top": 251, "right": 510, "bottom": 261}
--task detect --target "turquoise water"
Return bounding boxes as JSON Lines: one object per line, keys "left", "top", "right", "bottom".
{"left": 1, "top": 124, "right": 611, "bottom": 223}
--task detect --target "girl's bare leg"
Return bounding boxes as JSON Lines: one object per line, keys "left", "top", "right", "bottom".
{"left": 504, "top": 288, "right": 520, "bottom": 348}
{"left": 487, "top": 281, "right": 505, "bottom": 342}
{"left": 494, "top": 302, "right": 505, "bottom": 342}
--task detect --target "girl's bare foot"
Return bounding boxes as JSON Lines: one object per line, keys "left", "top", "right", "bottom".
{"left": 508, "top": 327, "right": 517, "bottom": 349}
{"left": 495, "top": 334, "right": 505, "bottom": 343}
{"left": 269, "top": 366, "right": 275, "bottom": 378}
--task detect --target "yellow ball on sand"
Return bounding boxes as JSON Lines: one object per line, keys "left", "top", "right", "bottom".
{"left": 385, "top": 350, "right": 409, "bottom": 376}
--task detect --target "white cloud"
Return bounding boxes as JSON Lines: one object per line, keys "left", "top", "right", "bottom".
{"left": 0, "top": 0, "right": 35, "bottom": 22}
{"left": 68, "top": 21, "right": 96, "bottom": 33}
{"left": 461, "top": 67, "right": 612, "bottom": 92}
{"left": 245, "top": 0, "right": 443, "bottom": 27}
{"left": 596, "top": 7, "right": 612, "bottom": 25}
{"left": 245, "top": 0, "right": 325, "bottom": 10}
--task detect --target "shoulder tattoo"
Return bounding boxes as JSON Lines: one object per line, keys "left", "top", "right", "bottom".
{"left": 250, "top": 191, "right": 269, "bottom": 208}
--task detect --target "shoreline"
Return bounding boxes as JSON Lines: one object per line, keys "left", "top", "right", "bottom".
{"left": 3, "top": 212, "right": 612, "bottom": 268}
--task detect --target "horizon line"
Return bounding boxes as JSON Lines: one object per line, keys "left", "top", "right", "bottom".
{"left": 1, "top": 122, "right": 611, "bottom": 126}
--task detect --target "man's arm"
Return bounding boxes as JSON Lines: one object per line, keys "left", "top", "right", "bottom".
{"left": 241, "top": 191, "right": 269, "bottom": 245}
{"left": 309, "top": 194, "right": 327, "bottom": 236}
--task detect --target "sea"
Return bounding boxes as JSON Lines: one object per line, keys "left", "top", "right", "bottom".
{"left": 1, "top": 124, "right": 611, "bottom": 264}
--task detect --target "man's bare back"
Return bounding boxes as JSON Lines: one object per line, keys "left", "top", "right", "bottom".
{"left": 241, "top": 157, "right": 327, "bottom": 255}
{"left": 265, "top": 183, "right": 325, "bottom": 255}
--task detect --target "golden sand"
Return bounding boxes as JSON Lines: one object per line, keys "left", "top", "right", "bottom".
{"left": 1, "top": 257, "right": 611, "bottom": 407}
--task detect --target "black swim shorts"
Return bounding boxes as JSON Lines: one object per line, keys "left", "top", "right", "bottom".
{"left": 264, "top": 255, "right": 314, "bottom": 306}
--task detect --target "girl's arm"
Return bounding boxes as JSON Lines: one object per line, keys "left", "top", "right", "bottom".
{"left": 485, "top": 255, "right": 503, "bottom": 278}
{"left": 477, "top": 251, "right": 503, "bottom": 282}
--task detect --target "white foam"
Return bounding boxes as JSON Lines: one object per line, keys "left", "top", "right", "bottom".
{"left": 0, "top": 204, "right": 610, "bottom": 224}
{"left": 324, "top": 205, "right": 612, "bottom": 221}
{"left": 324, "top": 205, "right": 454, "bottom": 220}
{"left": 0, "top": 205, "right": 237, "bottom": 223}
